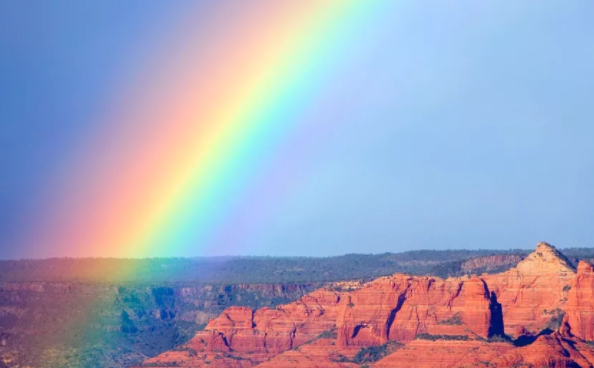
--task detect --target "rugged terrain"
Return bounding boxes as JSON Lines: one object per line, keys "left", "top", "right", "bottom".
{"left": 135, "top": 243, "right": 594, "bottom": 368}
{"left": 0, "top": 282, "right": 325, "bottom": 368}
{"left": 2, "top": 245, "right": 594, "bottom": 368}
{"left": 0, "top": 249, "right": 532, "bottom": 368}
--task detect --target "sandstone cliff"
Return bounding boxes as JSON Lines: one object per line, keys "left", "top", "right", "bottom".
{"left": 562, "top": 260, "right": 594, "bottom": 341}
{"left": 135, "top": 243, "right": 594, "bottom": 368}
{"left": 482, "top": 242, "right": 575, "bottom": 337}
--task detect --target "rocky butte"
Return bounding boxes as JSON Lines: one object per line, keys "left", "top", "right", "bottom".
{"left": 134, "top": 242, "right": 594, "bottom": 368}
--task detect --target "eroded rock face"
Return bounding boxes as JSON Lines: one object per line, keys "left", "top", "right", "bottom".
{"left": 137, "top": 243, "right": 594, "bottom": 368}
{"left": 255, "top": 338, "right": 361, "bottom": 368}
{"left": 141, "top": 289, "right": 346, "bottom": 367}
{"left": 492, "top": 332, "right": 594, "bottom": 368}
{"left": 563, "top": 261, "right": 594, "bottom": 341}
{"left": 335, "top": 273, "right": 498, "bottom": 347}
{"left": 482, "top": 242, "right": 575, "bottom": 337}
{"left": 336, "top": 275, "right": 409, "bottom": 347}
{"left": 457, "top": 276, "right": 493, "bottom": 338}
{"left": 374, "top": 339, "right": 514, "bottom": 368}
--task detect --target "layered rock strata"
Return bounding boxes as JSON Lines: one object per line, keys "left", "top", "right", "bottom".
{"left": 137, "top": 242, "right": 594, "bottom": 368}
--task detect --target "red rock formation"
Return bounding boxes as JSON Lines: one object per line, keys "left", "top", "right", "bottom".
{"left": 482, "top": 242, "right": 575, "bottom": 337}
{"left": 563, "top": 260, "right": 594, "bottom": 341}
{"left": 375, "top": 333, "right": 594, "bottom": 368}
{"left": 137, "top": 242, "right": 594, "bottom": 368}
{"left": 456, "top": 276, "right": 493, "bottom": 338}
{"left": 336, "top": 274, "right": 495, "bottom": 347}
{"left": 255, "top": 338, "right": 360, "bottom": 368}
{"left": 137, "top": 289, "right": 344, "bottom": 367}
{"left": 335, "top": 275, "right": 408, "bottom": 347}
{"left": 374, "top": 339, "right": 514, "bottom": 368}
{"left": 492, "top": 332, "right": 594, "bottom": 368}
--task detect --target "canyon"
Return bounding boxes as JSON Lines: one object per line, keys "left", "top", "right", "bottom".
{"left": 3, "top": 244, "right": 594, "bottom": 368}
{"left": 0, "top": 282, "right": 323, "bottom": 368}
{"left": 136, "top": 243, "right": 594, "bottom": 368}
{"left": 1, "top": 249, "right": 543, "bottom": 368}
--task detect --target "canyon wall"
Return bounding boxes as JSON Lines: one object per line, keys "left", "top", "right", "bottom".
{"left": 0, "top": 248, "right": 542, "bottom": 368}
{"left": 0, "top": 282, "right": 322, "bottom": 368}
{"left": 136, "top": 243, "right": 594, "bottom": 368}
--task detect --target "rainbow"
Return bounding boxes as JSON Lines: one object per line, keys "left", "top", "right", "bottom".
{"left": 35, "top": 0, "right": 388, "bottom": 258}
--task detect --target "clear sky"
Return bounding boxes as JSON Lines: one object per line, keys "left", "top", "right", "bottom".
{"left": 1, "top": 0, "right": 593, "bottom": 258}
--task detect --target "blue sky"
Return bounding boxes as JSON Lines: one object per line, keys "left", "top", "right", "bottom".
{"left": 1, "top": 0, "right": 593, "bottom": 258}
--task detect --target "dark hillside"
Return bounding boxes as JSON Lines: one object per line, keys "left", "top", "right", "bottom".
{"left": 0, "top": 248, "right": 549, "bottom": 284}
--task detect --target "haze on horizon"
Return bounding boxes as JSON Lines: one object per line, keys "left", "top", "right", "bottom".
{"left": 1, "top": 0, "right": 593, "bottom": 259}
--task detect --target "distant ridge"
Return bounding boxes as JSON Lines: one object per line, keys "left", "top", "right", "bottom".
{"left": 2, "top": 246, "right": 594, "bottom": 284}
